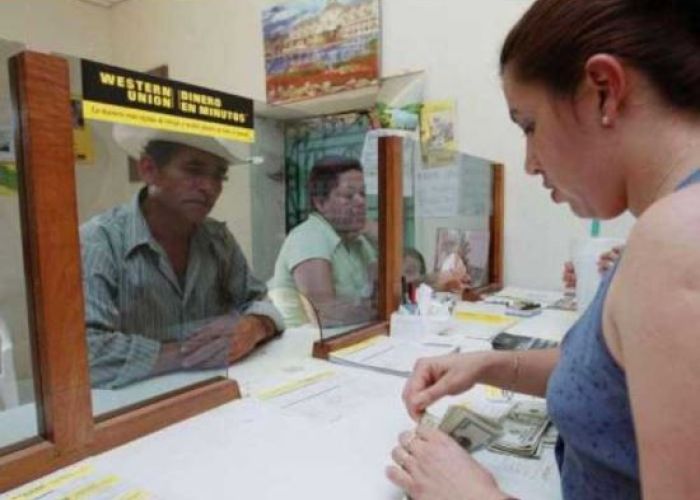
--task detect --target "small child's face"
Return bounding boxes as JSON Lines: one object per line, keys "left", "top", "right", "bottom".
{"left": 403, "top": 255, "right": 423, "bottom": 284}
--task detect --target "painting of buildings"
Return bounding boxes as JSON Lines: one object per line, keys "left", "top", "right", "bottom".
{"left": 263, "top": 0, "right": 380, "bottom": 104}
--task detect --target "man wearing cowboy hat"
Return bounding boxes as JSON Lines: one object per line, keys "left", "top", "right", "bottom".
{"left": 80, "top": 125, "right": 283, "bottom": 389}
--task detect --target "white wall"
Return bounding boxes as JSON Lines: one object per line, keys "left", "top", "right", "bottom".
{"left": 109, "top": 0, "right": 634, "bottom": 291}
{"left": 0, "top": 0, "right": 638, "bottom": 347}
{"left": 0, "top": 1, "right": 113, "bottom": 385}
{"left": 109, "top": 0, "right": 272, "bottom": 258}
{"left": 379, "top": 0, "right": 633, "bottom": 290}
{"left": 0, "top": 0, "right": 113, "bottom": 61}
{"left": 0, "top": 0, "right": 638, "bottom": 386}
{"left": 110, "top": 0, "right": 267, "bottom": 101}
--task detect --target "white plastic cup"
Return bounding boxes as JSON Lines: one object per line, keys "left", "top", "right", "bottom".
{"left": 571, "top": 237, "right": 624, "bottom": 313}
{"left": 389, "top": 312, "right": 450, "bottom": 340}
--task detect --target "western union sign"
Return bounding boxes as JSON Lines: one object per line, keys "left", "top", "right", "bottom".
{"left": 81, "top": 59, "right": 254, "bottom": 143}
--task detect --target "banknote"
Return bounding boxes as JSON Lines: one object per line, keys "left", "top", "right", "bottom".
{"left": 488, "top": 401, "right": 549, "bottom": 457}
{"left": 438, "top": 405, "right": 502, "bottom": 452}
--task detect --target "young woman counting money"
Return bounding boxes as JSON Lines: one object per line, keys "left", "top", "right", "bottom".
{"left": 387, "top": 0, "right": 700, "bottom": 498}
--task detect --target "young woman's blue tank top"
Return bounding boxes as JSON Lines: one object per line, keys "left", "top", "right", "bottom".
{"left": 546, "top": 169, "right": 700, "bottom": 499}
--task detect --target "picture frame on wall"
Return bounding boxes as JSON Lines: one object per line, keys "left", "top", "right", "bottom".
{"left": 262, "top": 0, "right": 380, "bottom": 104}
{"left": 434, "top": 227, "right": 490, "bottom": 288}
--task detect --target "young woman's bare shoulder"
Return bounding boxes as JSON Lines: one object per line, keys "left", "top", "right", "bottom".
{"left": 616, "top": 185, "right": 700, "bottom": 319}
{"left": 629, "top": 184, "right": 700, "bottom": 252}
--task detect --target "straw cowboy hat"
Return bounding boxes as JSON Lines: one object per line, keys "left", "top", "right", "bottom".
{"left": 113, "top": 124, "right": 250, "bottom": 166}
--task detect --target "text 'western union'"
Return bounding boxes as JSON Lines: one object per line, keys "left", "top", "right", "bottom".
{"left": 178, "top": 90, "right": 247, "bottom": 124}
{"left": 99, "top": 71, "right": 174, "bottom": 110}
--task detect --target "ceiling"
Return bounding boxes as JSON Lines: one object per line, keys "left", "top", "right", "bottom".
{"left": 75, "top": 0, "right": 130, "bottom": 8}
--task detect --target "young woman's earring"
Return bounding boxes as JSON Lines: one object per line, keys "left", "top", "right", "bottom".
{"left": 601, "top": 115, "right": 611, "bottom": 127}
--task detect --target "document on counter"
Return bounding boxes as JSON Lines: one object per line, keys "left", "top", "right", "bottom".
{"left": 328, "top": 335, "right": 457, "bottom": 377}
{"left": 504, "top": 309, "right": 579, "bottom": 342}
{"left": 486, "top": 286, "right": 566, "bottom": 308}
{"left": 5, "top": 463, "right": 157, "bottom": 500}
{"left": 446, "top": 303, "right": 519, "bottom": 340}
{"left": 476, "top": 447, "right": 562, "bottom": 500}
{"left": 253, "top": 369, "right": 395, "bottom": 425}
{"left": 420, "top": 335, "right": 493, "bottom": 353}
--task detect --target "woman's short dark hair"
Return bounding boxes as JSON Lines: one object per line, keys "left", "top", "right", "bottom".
{"left": 404, "top": 247, "right": 427, "bottom": 276}
{"left": 500, "top": 0, "right": 700, "bottom": 113}
{"left": 307, "top": 155, "right": 363, "bottom": 206}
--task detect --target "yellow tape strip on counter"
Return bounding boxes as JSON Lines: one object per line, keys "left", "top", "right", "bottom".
{"left": 256, "top": 370, "right": 337, "bottom": 400}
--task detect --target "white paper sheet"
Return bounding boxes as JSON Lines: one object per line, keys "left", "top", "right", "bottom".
{"left": 253, "top": 368, "right": 393, "bottom": 425}
{"left": 414, "top": 153, "right": 493, "bottom": 218}
{"left": 446, "top": 302, "right": 519, "bottom": 340}
{"left": 361, "top": 128, "right": 417, "bottom": 197}
{"left": 4, "top": 462, "right": 159, "bottom": 500}
{"left": 329, "top": 336, "right": 457, "bottom": 376}
{"left": 476, "top": 447, "right": 562, "bottom": 500}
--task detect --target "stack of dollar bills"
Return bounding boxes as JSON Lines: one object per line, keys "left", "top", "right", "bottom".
{"left": 424, "top": 400, "right": 552, "bottom": 458}
{"left": 489, "top": 401, "right": 551, "bottom": 457}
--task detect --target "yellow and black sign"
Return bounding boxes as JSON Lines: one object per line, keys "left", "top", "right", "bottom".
{"left": 81, "top": 59, "right": 254, "bottom": 143}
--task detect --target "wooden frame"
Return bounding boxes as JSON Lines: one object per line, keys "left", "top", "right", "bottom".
{"left": 489, "top": 164, "right": 505, "bottom": 288}
{"left": 377, "top": 136, "right": 405, "bottom": 320}
{"left": 464, "top": 162, "right": 504, "bottom": 300}
{"left": 311, "top": 321, "right": 388, "bottom": 360}
{"left": 0, "top": 51, "right": 239, "bottom": 493}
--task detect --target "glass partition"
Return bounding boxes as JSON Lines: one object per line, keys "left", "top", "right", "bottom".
{"left": 0, "top": 38, "right": 40, "bottom": 450}
{"left": 0, "top": 37, "right": 412, "bottom": 492}
{"left": 2, "top": 46, "right": 395, "bottom": 452}
{"left": 64, "top": 54, "right": 384, "bottom": 415}
{"left": 267, "top": 111, "right": 380, "bottom": 338}
{"left": 403, "top": 134, "right": 496, "bottom": 301}
{"left": 61, "top": 56, "right": 293, "bottom": 417}
{"left": 0, "top": 47, "right": 389, "bottom": 424}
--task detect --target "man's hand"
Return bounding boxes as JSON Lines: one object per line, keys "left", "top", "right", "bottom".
{"left": 180, "top": 315, "right": 238, "bottom": 369}
{"left": 227, "top": 315, "right": 276, "bottom": 364}
{"left": 180, "top": 314, "right": 276, "bottom": 368}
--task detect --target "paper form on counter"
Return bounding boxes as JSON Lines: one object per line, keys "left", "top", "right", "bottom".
{"left": 6, "top": 463, "right": 157, "bottom": 500}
